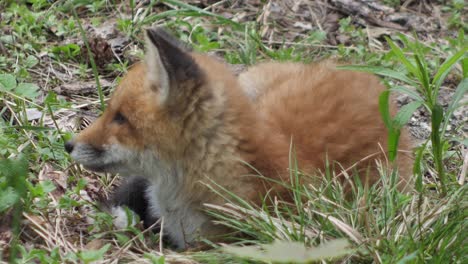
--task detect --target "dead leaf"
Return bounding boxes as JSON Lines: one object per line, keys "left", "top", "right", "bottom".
{"left": 43, "top": 108, "right": 80, "bottom": 132}
{"left": 25, "top": 108, "right": 43, "bottom": 121}
{"left": 38, "top": 163, "right": 68, "bottom": 198}
{"left": 81, "top": 36, "right": 115, "bottom": 68}
{"left": 85, "top": 239, "right": 104, "bottom": 250}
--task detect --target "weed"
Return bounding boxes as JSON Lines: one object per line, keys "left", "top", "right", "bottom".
{"left": 340, "top": 34, "right": 467, "bottom": 194}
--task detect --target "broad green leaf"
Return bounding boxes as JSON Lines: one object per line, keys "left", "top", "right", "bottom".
{"left": 25, "top": 55, "right": 39, "bottom": 68}
{"left": 0, "top": 157, "right": 28, "bottom": 262}
{"left": 144, "top": 253, "right": 165, "bottom": 264}
{"left": 459, "top": 138, "right": 468, "bottom": 146}
{"left": 15, "top": 83, "right": 40, "bottom": 99}
{"left": 0, "top": 74, "right": 17, "bottom": 91}
{"left": 0, "top": 187, "right": 19, "bottom": 213}
{"left": 393, "top": 101, "right": 423, "bottom": 128}
{"left": 40, "top": 180, "right": 56, "bottom": 194}
{"left": 379, "top": 90, "right": 392, "bottom": 129}
{"left": 433, "top": 48, "right": 467, "bottom": 89}
{"left": 78, "top": 243, "right": 110, "bottom": 263}
{"left": 337, "top": 65, "right": 415, "bottom": 85}
{"left": 0, "top": 35, "right": 14, "bottom": 44}
{"left": 224, "top": 239, "right": 351, "bottom": 263}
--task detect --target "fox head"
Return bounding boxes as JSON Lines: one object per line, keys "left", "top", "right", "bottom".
{"left": 65, "top": 28, "right": 243, "bottom": 176}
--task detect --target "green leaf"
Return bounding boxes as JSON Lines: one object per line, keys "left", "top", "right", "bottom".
{"left": 223, "top": 239, "right": 351, "bottom": 263}
{"left": 431, "top": 104, "right": 444, "bottom": 133}
{"left": 25, "top": 55, "right": 39, "bottom": 68}
{"left": 459, "top": 138, "right": 468, "bottom": 147}
{"left": 10, "top": 126, "right": 53, "bottom": 131}
{"left": 393, "top": 101, "right": 423, "bottom": 128}
{"left": 0, "top": 157, "right": 28, "bottom": 262}
{"left": 442, "top": 78, "right": 468, "bottom": 133}
{"left": 0, "top": 74, "right": 17, "bottom": 91}
{"left": 413, "top": 141, "right": 428, "bottom": 192}
{"left": 379, "top": 90, "right": 392, "bottom": 129}
{"left": 0, "top": 187, "right": 20, "bottom": 213}
{"left": 388, "top": 128, "right": 401, "bottom": 162}
{"left": 15, "top": 83, "right": 40, "bottom": 99}
{"left": 430, "top": 104, "right": 446, "bottom": 190}
{"left": 414, "top": 55, "right": 431, "bottom": 95}
{"left": 0, "top": 35, "right": 14, "bottom": 44}
{"left": 390, "top": 86, "right": 423, "bottom": 101}
{"left": 433, "top": 48, "right": 467, "bottom": 89}
{"left": 446, "top": 78, "right": 468, "bottom": 113}
{"left": 385, "top": 37, "right": 418, "bottom": 77}
{"left": 144, "top": 253, "right": 165, "bottom": 264}
{"left": 397, "top": 251, "right": 419, "bottom": 264}
{"left": 78, "top": 243, "right": 110, "bottom": 263}
{"left": 40, "top": 180, "right": 56, "bottom": 194}
{"left": 114, "top": 233, "right": 130, "bottom": 245}
{"left": 462, "top": 58, "right": 468, "bottom": 78}
{"left": 337, "top": 65, "right": 415, "bottom": 85}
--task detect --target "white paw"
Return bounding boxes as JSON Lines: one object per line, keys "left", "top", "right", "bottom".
{"left": 110, "top": 206, "right": 137, "bottom": 229}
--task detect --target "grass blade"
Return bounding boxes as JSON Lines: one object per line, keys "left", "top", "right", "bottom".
{"left": 414, "top": 54, "right": 431, "bottom": 99}
{"left": 379, "top": 90, "right": 392, "bottom": 129}
{"left": 72, "top": 9, "right": 105, "bottom": 111}
{"left": 388, "top": 129, "right": 401, "bottom": 162}
{"left": 413, "top": 141, "right": 428, "bottom": 192}
{"left": 337, "top": 65, "right": 416, "bottom": 85}
{"left": 433, "top": 48, "right": 467, "bottom": 89}
{"left": 441, "top": 77, "right": 468, "bottom": 134}
{"left": 385, "top": 36, "right": 418, "bottom": 77}
{"left": 431, "top": 104, "right": 446, "bottom": 194}
{"left": 462, "top": 57, "right": 468, "bottom": 78}
{"left": 390, "top": 86, "right": 424, "bottom": 101}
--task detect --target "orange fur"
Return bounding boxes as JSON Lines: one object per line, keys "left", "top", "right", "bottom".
{"left": 69, "top": 29, "right": 413, "bottom": 248}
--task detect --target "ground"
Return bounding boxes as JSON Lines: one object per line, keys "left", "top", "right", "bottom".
{"left": 0, "top": 0, "right": 466, "bottom": 263}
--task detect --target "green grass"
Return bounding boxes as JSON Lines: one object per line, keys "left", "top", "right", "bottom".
{"left": 0, "top": 0, "right": 467, "bottom": 263}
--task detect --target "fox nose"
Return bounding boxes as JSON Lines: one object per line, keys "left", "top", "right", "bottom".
{"left": 64, "top": 141, "right": 75, "bottom": 153}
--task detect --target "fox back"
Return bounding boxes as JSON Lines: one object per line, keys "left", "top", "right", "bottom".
{"left": 66, "top": 28, "right": 413, "bottom": 249}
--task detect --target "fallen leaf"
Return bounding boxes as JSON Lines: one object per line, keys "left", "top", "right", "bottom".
{"left": 224, "top": 239, "right": 352, "bottom": 263}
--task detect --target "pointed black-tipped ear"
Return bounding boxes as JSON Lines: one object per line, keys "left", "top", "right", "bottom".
{"left": 145, "top": 28, "right": 202, "bottom": 104}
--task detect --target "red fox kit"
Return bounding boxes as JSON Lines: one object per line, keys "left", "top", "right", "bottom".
{"left": 66, "top": 28, "right": 413, "bottom": 249}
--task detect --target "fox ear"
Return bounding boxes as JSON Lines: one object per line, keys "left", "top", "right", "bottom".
{"left": 144, "top": 28, "right": 201, "bottom": 104}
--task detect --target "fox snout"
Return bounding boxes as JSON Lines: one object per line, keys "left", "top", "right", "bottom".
{"left": 65, "top": 135, "right": 144, "bottom": 175}
{"left": 64, "top": 141, "right": 74, "bottom": 153}
{"left": 65, "top": 140, "right": 109, "bottom": 171}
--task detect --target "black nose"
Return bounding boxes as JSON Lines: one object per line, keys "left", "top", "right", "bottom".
{"left": 64, "top": 141, "right": 74, "bottom": 153}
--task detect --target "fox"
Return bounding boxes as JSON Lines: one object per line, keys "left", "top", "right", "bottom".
{"left": 65, "top": 28, "right": 413, "bottom": 249}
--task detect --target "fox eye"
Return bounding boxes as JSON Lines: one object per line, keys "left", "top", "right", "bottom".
{"left": 113, "top": 112, "right": 127, "bottom": 124}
